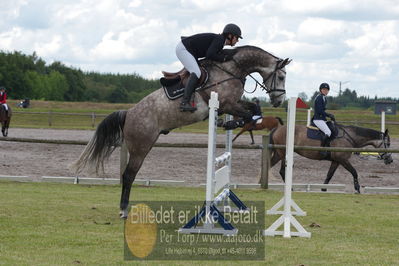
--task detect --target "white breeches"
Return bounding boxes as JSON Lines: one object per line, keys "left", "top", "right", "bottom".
{"left": 1, "top": 103, "right": 8, "bottom": 111}
{"left": 252, "top": 115, "right": 261, "bottom": 120}
{"left": 175, "top": 41, "right": 201, "bottom": 78}
{"left": 313, "top": 120, "right": 331, "bottom": 137}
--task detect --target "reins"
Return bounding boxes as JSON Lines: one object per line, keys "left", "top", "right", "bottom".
{"left": 338, "top": 126, "right": 390, "bottom": 152}
{"left": 203, "top": 57, "right": 287, "bottom": 96}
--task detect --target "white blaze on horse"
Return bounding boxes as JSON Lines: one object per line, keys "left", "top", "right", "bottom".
{"left": 72, "top": 45, "right": 291, "bottom": 218}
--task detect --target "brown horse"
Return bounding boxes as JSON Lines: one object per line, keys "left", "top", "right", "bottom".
{"left": 72, "top": 46, "right": 291, "bottom": 218}
{"left": 232, "top": 116, "right": 284, "bottom": 144}
{"left": 0, "top": 105, "right": 11, "bottom": 137}
{"left": 269, "top": 123, "right": 393, "bottom": 193}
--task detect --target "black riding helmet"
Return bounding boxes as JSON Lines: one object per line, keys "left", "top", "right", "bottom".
{"left": 223, "top": 23, "right": 243, "bottom": 39}
{"left": 319, "top": 83, "right": 330, "bottom": 91}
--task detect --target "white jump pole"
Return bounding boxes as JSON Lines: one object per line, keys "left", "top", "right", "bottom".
{"left": 381, "top": 111, "right": 385, "bottom": 133}
{"left": 178, "top": 92, "right": 246, "bottom": 235}
{"left": 264, "top": 97, "right": 311, "bottom": 238}
{"left": 204, "top": 91, "right": 219, "bottom": 229}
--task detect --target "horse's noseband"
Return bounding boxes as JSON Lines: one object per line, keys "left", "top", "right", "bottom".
{"left": 377, "top": 132, "right": 393, "bottom": 164}
{"left": 261, "top": 60, "right": 287, "bottom": 97}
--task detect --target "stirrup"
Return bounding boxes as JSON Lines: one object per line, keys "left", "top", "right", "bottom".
{"left": 180, "top": 102, "right": 197, "bottom": 112}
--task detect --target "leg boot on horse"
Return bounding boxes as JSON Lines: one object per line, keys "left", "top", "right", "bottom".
{"left": 180, "top": 73, "right": 198, "bottom": 112}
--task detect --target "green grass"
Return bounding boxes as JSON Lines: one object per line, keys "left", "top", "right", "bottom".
{"left": 6, "top": 99, "right": 399, "bottom": 135}
{"left": 0, "top": 181, "right": 398, "bottom": 265}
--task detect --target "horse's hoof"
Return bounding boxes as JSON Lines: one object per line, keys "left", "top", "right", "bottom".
{"left": 119, "top": 210, "right": 128, "bottom": 219}
{"left": 355, "top": 190, "right": 361, "bottom": 194}
{"left": 321, "top": 188, "right": 327, "bottom": 192}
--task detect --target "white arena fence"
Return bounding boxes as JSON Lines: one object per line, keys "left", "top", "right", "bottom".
{"left": 1, "top": 116, "right": 399, "bottom": 193}
{"left": 12, "top": 110, "right": 399, "bottom": 129}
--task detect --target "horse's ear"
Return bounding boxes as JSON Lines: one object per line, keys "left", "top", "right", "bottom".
{"left": 283, "top": 58, "right": 292, "bottom": 67}
{"left": 279, "top": 58, "right": 292, "bottom": 68}
{"left": 385, "top": 129, "right": 389, "bottom": 135}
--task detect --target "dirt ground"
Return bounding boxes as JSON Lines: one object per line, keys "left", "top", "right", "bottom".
{"left": 1, "top": 128, "right": 398, "bottom": 193}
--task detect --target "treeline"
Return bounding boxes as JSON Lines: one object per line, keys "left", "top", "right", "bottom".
{"left": 247, "top": 89, "right": 398, "bottom": 109}
{"left": 0, "top": 51, "right": 160, "bottom": 102}
{"left": 309, "top": 89, "right": 398, "bottom": 109}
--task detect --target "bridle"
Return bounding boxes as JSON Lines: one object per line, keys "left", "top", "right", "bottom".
{"left": 208, "top": 58, "right": 287, "bottom": 97}
{"left": 235, "top": 58, "right": 287, "bottom": 97}
{"left": 377, "top": 131, "right": 391, "bottom": 161}
{"left": 341, "top": 127, "right": 392, "bottom": 163}
{"left": 255, "top": 59, "right": 287, "bottom": 99}
{"left": 377, "top": 132, "right": 390, "bottom": 149}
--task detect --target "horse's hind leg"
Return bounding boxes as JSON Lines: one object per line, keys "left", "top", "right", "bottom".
{"left": 232, "top": 128, "right": 245, "bottom": 142}
{"left": 321, "top": 161, "right": 340, "bottom": 192}
{"left": 340, "top": 160, "right": 360, "bottom": 193}
{"left": 1, "top": 123, "right": 6, "bottom": 137}
{"left": 4, "top": 119, "right": 10, "bottom": 136}
{"left": 249, "top": 130, "right": 255, "bottom": 144}
{"left": 279, "top": 159, "right": 285, "bottom": 182}
{"left": 119, "top": 145, "right": 154, "bottom": 218}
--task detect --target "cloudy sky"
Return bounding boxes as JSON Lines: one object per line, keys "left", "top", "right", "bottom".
{"left": 1, "top": 0, "right": 399, "bottom": 99}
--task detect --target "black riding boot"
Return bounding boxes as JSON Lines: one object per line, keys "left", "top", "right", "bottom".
{"left": 320, "top": 134, "right": 331, "bottom": 159}
{"left": 180, "top": 73, "right": 198, "bottom": 112}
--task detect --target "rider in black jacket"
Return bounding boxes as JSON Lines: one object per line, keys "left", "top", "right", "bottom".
{"left": 176, "top": 24, "right": 242, "bottom": 112}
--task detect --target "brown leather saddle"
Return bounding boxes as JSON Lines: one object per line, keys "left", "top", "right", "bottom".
{"left": 160, "top": 67, "right": 208, "bottom": 100}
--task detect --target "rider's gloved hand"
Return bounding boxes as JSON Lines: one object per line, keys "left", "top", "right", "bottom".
{"left": 326, "top": 113, "right": 335, "bottom": 122}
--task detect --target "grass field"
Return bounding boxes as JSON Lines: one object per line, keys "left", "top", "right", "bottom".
{"left": 6, "top": 99, "right": 399, "bottom": 136}
{"left": 0, "top": 181, "right": 398, "bottom": 265}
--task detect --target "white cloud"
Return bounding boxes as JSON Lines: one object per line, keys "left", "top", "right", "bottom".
{"left": 0, "top": 0, "right": 398, "bottom": 97}
{"left": 346, "top": 21, "right": 399, "bottom": 57}
{"left": 297, "top": 18, "right": 346, "bottom": 40}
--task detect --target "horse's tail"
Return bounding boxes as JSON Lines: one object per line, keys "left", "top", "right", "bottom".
{"left": 275, "top": 116, "right": 284, "bottom": 125}
{"left": 71, "top": 110, "right": 127, "bottom": 175}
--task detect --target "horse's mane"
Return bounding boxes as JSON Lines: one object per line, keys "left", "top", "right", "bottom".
{"left": 222, "top": 45, "right": 280, "bottom": 59}
{"left": 227, "top": 45, "right": 280, "bottom": 59}
{"left": 342, "top": 125, "right": 381, "bottom": 139}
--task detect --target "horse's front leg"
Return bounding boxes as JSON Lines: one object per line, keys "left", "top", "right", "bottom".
{"left": 321, "top": 161, "right": 340, "bottom": 192}
{"left": 222, "top": 101, "right": 253, "bottom": 122}
{"left": 340, "top": 160, "right": 360, "bottom": 193}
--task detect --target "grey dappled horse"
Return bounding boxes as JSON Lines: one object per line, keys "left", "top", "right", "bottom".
{"left": 269, "top": 123, "right": 393, "bottom": 193}
{"left": 72, "top": 45, "right": 291, "bottom": 218}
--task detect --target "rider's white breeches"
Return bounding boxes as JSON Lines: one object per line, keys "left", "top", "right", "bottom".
{"left": 252, "top": 115, "right": 261, "bottom": 120}
{"left": 1, "top": 103, "right": 8, "bottom": 111}
{"left": 175, "top": 41, "right": 201, "bottom": 78}
{"left": 313, "top": 120, "right": 331, "bottom": 137}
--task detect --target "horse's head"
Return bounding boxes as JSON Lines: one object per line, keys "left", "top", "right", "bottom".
{"left": 213, "top": 46, "right": 291, "bottom": 108}
{"left": 379, "top": 129, "right": 393, "bottom": 165}
{"left": 261, "top": 58, "right": 291, "bottom": 107}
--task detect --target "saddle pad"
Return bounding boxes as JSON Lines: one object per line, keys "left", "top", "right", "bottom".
{"left": 307, "top": 128, "right": 323, "bottom": 140}
{"left": 162, "top": 82, "right": 185, "bottom": 100}
{"left": 162, "top": 83, "right": 205, "bottom": 100}
{"left": 161, "top": 70, "right": 209, "bottom": 100}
